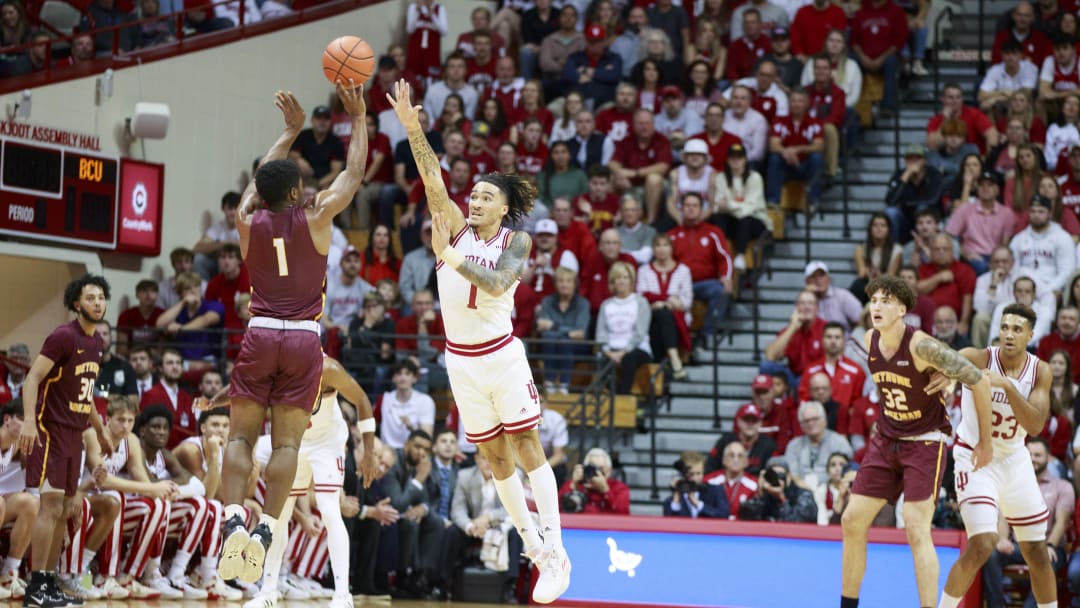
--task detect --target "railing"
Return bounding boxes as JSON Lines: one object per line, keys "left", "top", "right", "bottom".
{"left": 931, "top": 5, "right": 954, "bottom": 120}
{"left": 647, "top": 361, "right": 671, "bottom": 499}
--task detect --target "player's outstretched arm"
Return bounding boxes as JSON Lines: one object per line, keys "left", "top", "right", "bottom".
{"left": 386, "top": 79, "right": 466, "bottom": 235}
{"left": 913, "top": 334, "right": 994, "bottom": 468}
{"left": 314, "top": 80, "right": 369, "bottom": 223}
{"left": 434, "top": 213, "right": 532, "bottom": 297}
{"left": 237, "top": 91, "right": 307, "bottom": 221}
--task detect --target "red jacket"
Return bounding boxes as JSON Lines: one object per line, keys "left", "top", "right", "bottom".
{"left": 668, "top": 222, "right": 733, "bottom": 282}
{"left": 581, "top": 251, "right": 637, "bottom": 312}
{"left": 558, "top": 477, "right": 631, "bottom": 514}
{"left": 140, "top": 383, "right": 197, "bottom": 450}
{"left": 395, "top": 313, "right": 446, "bottom": 358}
{"left": 1040, "top": 413, "right": 1072, "bottom": 462}
{"left": 704, "top": 473, "right": 758, "bottom": 520}
{"left": 797, "top": 356, "right": 866, "bottom": 411}
{"left": 556, "top": 221, "right": 598, "bottom": 269}
{"left": 991, "top": 28, "right": 1051, "bottom": 66}
{"left": 790, "top": 3, "right": 848, "bottom": 57}
{"left": 851, "top": 0, "right": 909, "bottom": 60}
{"left": 1038, "top": 332, "right": 1080, "bottom": 383}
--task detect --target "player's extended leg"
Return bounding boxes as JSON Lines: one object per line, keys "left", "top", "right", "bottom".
{"left": 220, "top": 398, "right": 267, "bottom": 582}
{"left": 840, "top": 493, "right": 887, "bottom": 603}
{"left": 476, "top": 435, "right": 543, "bottom": 553}
{"left": 940, "top": 533, "right": 996, "bottom": 606}
{"left": 902, "top": 497, "right": 940, "bottom": 607}
{"left": 313, "top": 490, "right": 351, "bottom": 603}
{"left": 29, "top": 492, "right": 62, "bottom": 572}
{"left": 1016, "top": 539, "right": 1058, "bottom": 605}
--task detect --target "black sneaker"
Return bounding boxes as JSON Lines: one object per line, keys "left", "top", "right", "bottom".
{"left": 23, "top": 574, "right": 66, "bottom": 608}
{"left": 240, "top": 522, "right": 273, "bottom": 584}
{"left": 218, "top": 514, "right": 250, "bottom": 581}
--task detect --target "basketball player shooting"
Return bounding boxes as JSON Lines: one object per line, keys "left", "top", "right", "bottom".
{"left": 217, "top": 81, "right": 368, "bottom": 585}
{"left": 841, "top": 276, "right": 994, "bottom": 608}
{"left": 386, "top": 79, "right": 572, "bottom": 604}
{"left": 933, "top": 304, "right": 1056, "bottom": 608}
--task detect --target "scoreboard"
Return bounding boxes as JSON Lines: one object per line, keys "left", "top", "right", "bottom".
{"left": 0, "top": 135, "right": 164, "bottom": 256}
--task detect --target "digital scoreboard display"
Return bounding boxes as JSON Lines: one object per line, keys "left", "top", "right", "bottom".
{"left": 0, "top": 135, "right": 164, "bottom": 255}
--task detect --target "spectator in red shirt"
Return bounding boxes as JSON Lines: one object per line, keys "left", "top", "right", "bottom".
{"left": 580, "top": 228, "right": 637, "bottom": 313}
{"left": 595, "top": 83, "right": 638, "bottom": 144}
{"left": 366, "top": 55, "right": 401, "bottom": 116}
{"left": 692, "top": 103, "right": 746, "bottom": 172}
{"left": 574, "top": 165, "right": 620, "bottom": 235}
{"left": 558, "top": 447, "right": 630, "bottom": 514}
{"left": 668, "top": 192, "right": 733, "bottom": 352}
{"left": 483, "top": 56, "right": 524, "bottom": 121}
{"left": 926, "top": 82, "right": 999, "bottom": 154}
{"left": 610, "top": 109, "right": 674, "bottom": 225}
{"left": 790, "top": 0, "right": 847, "bottom": 61}
{"left": 764, "top": 289, "right": 826, "bottom": 378}
{"left": 1038, "top": 307, "right": 1080, "bottom": 382}
{"left": 726, "top": 8, "right": 772, "bottom": 81}
{"left": 797, "top": 322, "right": 867, "bottom": 417}
{"left": 917, "top": 233, "right": 976, "bottom": 335}
{"left": 522, "top": 218, "right": 580, "bottom": 299}
{"left": 706, "top": 398, "right": 778, "bottom": 477}
{"left": 116, "top": 279, "right": 163, "bottom": 357}
{"left": 360, "top": 223, "right": 402, "bottom": 284}
{"left": 704, "top": 441, "right": 758, "bottom": 520}
{"left": 765, "top": 87, "right": 825, "bottom": 209}
{"left": 552, "top": 196, "right": 598, "bottom": 264}
{"left": 464, "top": 121, "right": 497, "bottom": 174}
{"left": 515, "top": 117, "right": 549, "bottom": 179}
{"left": 464, "top": 30, "right": 498, "bottom": 96}
{"left": 850, "top": 0, "right": 908, "bottom": 115}
{"left": 203, "top": 243, "right": 250, "bottom": 360}
{"left": 991, "top": 1, "right": 1051, "bottom": 66}
{"left": 395, "top": 287, "right": 446, "bottom": 369}
{"left": 806, "top": 55, "right": 853, "bottom": 179}
{"left": 1038, "top": 32, "right": 1080, "bottom": 120}
{"left": 356, "top": 113, "right": 396, "bottom": 233}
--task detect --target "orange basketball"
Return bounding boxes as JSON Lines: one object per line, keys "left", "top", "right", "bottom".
{"left": 322, "top": 35, "right": 375, "bottom": 86}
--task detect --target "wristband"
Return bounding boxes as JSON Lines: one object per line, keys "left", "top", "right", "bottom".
{"left": 441, "top": 246, "right": 466, "bottom": 270}
{"left": 357, "top": 417, "right": 376, "bottom": 434}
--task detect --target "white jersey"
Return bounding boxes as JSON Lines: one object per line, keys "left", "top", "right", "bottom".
{"left": 178, "top": 435, "right": 222, "bottom": 474}
{"left": 306, "top": 389, "right": 346, "bottom": 445}
{"left": 0, "top": 443, "right": 22, "bottom": 495}
{"left": 957, "top": 347, "right": 1039, "bottom": 458}
{"left": 436, "top": 225, "right": 516, "bottom": 346}
{"left": 145, "top": 450, "right": 169, "bottom": 481}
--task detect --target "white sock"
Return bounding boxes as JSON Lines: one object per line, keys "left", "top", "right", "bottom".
{"left": 493, "top": 474, "right": 543, "bottom": 552}
{"left": 314, "top": 491, "right": 350, "bottom": 595}
{"left": 527, "top": 463, "right": 563, "bottom": 549}
{"left": 169, "top": 549, "right": 193, "bottom": 579}
{"left": 144, "top": 557, "right": 161, "bottom": 580}
{"left": 199, "top": 555, "right": 218, "bottom": 580}
{"left": 260, "top": 496, "right": 296, "bottom": 594}
{"left": 937, "top": 593, "right": 960, "bottom": 608}
{"left": 4, "top": 556, "right": 20, "bottom": 574}
{"left": 81, "top": 549, "right": 95, "bottom": 572}
{"left": 224, "top": 504, "right": 245, "bottom": 523}
{"left": 1038, "top": 603, "right": 1057, "bottom": 608}
{"left": 258, "top": 513, "right": 278, "bottom": 532}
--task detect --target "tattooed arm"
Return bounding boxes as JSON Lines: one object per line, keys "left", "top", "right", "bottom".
{"left": 912, "top": 332, "right": 994, "bottom": 467}
{"left": 387, "top": 79, "right": 467, "bottom": 236}
{"left": 439, "top": 225, "right": 533, "bottom": 298}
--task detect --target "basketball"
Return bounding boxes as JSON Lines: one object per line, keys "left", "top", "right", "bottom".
{"left": 321, "top": 35, "right": 375, "bottom": 86}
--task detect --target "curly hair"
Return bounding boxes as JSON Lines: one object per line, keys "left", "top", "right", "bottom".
{"left": 64, "top": 274, "right": 110, "bottom": 312}
{"left": 135, "top": 403, "right": 173, "bottom": 434}
{"left": 477, "top": 173, "right": 536, "bottom": 225}
{"left": 865, "top": 275, "right": 915, "bottom": 312}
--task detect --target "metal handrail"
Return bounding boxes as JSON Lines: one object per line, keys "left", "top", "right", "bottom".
{"left": 647, "top": 361, "right": 671, "bottom": 499}
{"left": 930, "top": 5, "right": 955, "bottom": 117}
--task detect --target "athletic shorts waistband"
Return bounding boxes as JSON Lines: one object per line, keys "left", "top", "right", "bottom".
{"left": 897, "top": 431, "right": 949, "bottom": 443}
{"left": 446, "top": 334, "right": 513, "bottom": 357}
{"left": 248, "top": 316, "right": 321, "bottom": 335}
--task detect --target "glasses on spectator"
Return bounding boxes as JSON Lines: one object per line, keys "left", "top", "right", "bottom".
{"left": 799, "top": 416, "right": 822, "bottom": 424}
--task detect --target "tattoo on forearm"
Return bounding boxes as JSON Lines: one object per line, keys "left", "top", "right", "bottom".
{"left": 454, "top": 231, "right": 532, "bottom": 296}
{"left": 914, "top": 338, "right": 984, "bottom": 386}
{"left": 407, "top": 129, "right": 453, "bottom": 217}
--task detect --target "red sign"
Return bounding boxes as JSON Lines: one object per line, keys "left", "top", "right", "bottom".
{"left": 116, "top": 159, "right": 164, "bottom": 255}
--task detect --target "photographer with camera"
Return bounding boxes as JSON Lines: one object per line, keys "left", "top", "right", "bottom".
{"left": 739, "top": 456, "right": 818, "bottom": 523}
{"left": 558, "top": 448, "right": 630, "bottom": 514}
{"left": 662, "top": 452, "right": 730, "bottom": 519}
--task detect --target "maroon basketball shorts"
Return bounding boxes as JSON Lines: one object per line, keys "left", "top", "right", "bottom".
{"left": 230, "top": 322, "right": 323, "bottom": 413}
{"left": 24, "top": 422, "right": 83, "bottom": 496}
{"left": 851, "top": 433, "right": 946, "bottom": 504}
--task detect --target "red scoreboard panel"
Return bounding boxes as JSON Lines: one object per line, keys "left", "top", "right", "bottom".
{"left": 0, "top": 136, "right": 164, "bottom": 255}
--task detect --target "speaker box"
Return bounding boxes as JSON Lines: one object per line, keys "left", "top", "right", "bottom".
{"left": 130, "top": 102, "right": 170, "bottom": 139}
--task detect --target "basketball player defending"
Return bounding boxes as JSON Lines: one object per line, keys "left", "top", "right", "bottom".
{"left": 935, "top": 304, "right": 1056, "bottom": 608}
{"left": 387, "top": 79, "right": 571, "bottom": 604}
{"left": 18, "top": 275, "right": 116, "bottom": 608}
{"left": 218, "top": 82, "right": 368, "bottom": 584}
{"left": 841, "top": 276, "right": 994, "bottom": 608}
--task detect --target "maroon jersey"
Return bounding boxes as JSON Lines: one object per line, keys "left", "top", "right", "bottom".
{"left": 867, "top": 325, "right": 950, "bottom": 439}
{"left": 247, "top": 206, "right": 327, "bottom": 321}
{"left": 37, "top": 320, "right": 104, "bottom": 430}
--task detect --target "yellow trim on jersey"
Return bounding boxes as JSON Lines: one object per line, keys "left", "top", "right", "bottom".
{"left": 930, "top": 440, "right": 944, "bottom": 502}
{"left": 35, "top": 368, "right": 61, "bottom": 489}
{"left": 309, "top": 376, "right": 324, "bottom": 413}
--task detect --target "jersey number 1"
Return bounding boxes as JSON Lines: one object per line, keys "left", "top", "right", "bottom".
{"left": 467, "top": 284, "right": 478, "bottom": 309}
{"left": 272, "top": 238, "right": 289, "bottom": 276}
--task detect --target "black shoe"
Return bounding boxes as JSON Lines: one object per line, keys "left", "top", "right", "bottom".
{"left": 241, "top": 522, "right": 273, "bottom": 583}
{"left": 219, "top": 513, "right": 250, "bottom": 581}
{"left": 22, "top": 576, "right": 61, "bottom": 608}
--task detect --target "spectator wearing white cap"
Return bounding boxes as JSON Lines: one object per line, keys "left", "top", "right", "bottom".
{"left": 522, "top": 218, "right": 581, "bottom": 300}
{"left": 804, "top": 261, "right": 862, "bottom": 333}
{"left": 711, "top": 142, "right": 770, "bottom": 272}
{"left": 665, "top": 138, "right": 716, "bottom": 228}
{"left": 705, "top": 399, "right": 777, "bottom": 477}
{"left": 398, "top": 219, "right": 437, "bottom": 308}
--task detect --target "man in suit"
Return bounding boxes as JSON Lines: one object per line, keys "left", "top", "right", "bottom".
{"left": 345, "top": 437, "right": 400, "bottom": 598}
{"left": 563, "top": 110, "right": 614, "bottom": 171}
{"left": 384, "top": 430, "right": 447, "bottom": 598}
{"left": 443, "top": 451, "right": 524, "bottom": 603}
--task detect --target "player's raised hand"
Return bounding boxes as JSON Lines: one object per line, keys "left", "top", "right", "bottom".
{"left": 386, "top": 78, "right": 423, "bottom": 129}
{"left": 431, "top": 212, "right": 452, "bottom": 257}
{"left": 335, "top": 79, "right": 366, "bottom": 117}
{"left": 17, "top": 423, "right": 38, "bottom": 456}
{"left": 274, "top": 91, "right": 306, "bottom": 133}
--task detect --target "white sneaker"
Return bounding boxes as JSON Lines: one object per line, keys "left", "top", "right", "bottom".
{"left": 58, "top": 574, "right": 102, "bottom": 601}
{"left": 232, "top": 579, "right": 260, "bottom": 600}
{"left": 244, "top": 590, "right": 281, "bottom": 608}
{"left": 297, "top": 577, "right": 333, "bottom": 599}
{"left": 176, "top": 579, "right": 209, "bottom": 599}
{"left": 733, "top": 253, "right": 746, "bottom": 272}
{"left": 1, "top": 571, "right": 25, "bottom": 600}
{"left": 120, "top": 576, "right": 161, "bottom": 599}
{"left": 199, "top": 574, "right": 243, "bottom": 601}
{"left": 912, "top": 59, "right": 929, "bottom": 76}
{"left": 279, "top": 577, "right": 312, "bottom": 600}
{"left": 142, "top": 572, "right": 183, "bottom": 599}
{"left": 531, "top": 546, "right": 571, "bottom": 604}
{"left": 96, "top": 576, "right": 130, "bottom": 600}
{"left": 330, "top": 591, "right": 354, "bottom": 608}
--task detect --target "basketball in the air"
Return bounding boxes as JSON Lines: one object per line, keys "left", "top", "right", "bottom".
{"left": 321, "top": 36, "right": 375, "bottom": 86}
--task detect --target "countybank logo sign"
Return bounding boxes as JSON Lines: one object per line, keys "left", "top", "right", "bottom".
{"left": 606, "top": 537, "right": 642, "bottom": 578}
{"left": 132, "top": 182, "right": 147, "bottom": 216}
{"left": 123, "top": 181, "right": 153, "bottom": 233}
